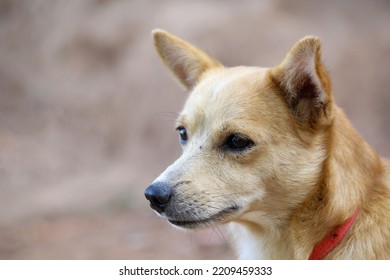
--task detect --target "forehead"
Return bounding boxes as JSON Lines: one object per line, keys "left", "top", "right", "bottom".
{"left": 178, "top": 66, "right": 272, "bottom": 129}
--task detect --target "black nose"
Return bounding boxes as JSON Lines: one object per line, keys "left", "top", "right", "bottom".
{"left": 144, "top": 182, "right": 172, "bottom": 213}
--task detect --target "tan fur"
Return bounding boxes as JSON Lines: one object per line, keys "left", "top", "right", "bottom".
{"left": 148, "top": 29, "right": 390, "bottom": 259}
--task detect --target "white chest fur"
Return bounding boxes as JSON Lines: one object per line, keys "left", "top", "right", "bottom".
{"left": 228, "top": 223, "right": 293, "bottom": 259}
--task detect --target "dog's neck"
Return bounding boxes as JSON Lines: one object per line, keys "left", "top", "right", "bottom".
{"left": 290, "top": 106, "right": 383, "bottom": 259}
{"left": 323, "top": 107, "right": 381, "bottom": 216}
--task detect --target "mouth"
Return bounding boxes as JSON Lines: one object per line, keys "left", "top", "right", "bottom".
{"left": 167, "top": 205, "right": 240, "bottom": 229}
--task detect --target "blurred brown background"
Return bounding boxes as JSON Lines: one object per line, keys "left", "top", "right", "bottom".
{"left": 0, "top": 0, "right": 389, "bottom": 259}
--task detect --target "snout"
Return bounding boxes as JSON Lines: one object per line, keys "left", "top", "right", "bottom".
{"left": 144, "top": 182, "right": 172, "bottom": 214}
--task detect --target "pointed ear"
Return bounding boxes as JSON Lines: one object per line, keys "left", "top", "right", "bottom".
{"left": 152, "top": 29, "right": 222, "bottom": 90}
{"left": 271, "top": 36, "right": 333, "bottom": 126}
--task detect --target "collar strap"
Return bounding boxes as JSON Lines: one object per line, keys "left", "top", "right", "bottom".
{"left": 309, "top": 210, "right": 359, "bottom": 260}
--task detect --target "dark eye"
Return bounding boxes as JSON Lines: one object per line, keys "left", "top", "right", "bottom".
{"left": 177, "top": 126, "right": 188, "bottom": 144}
{"left": 223, "top": 134, "right": 254, "bottom": 151}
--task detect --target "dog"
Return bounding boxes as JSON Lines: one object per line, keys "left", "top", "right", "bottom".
{"left": 145, "top": 29, "right": 390, "bottom": 259}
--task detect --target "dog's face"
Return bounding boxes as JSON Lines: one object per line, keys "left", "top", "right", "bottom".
{"left": 145, "top": 30, "right": 333, "bottom": 231}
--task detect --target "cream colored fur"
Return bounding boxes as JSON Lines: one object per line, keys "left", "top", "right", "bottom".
{"left": 149, "top": 29, "right": 390, "bottom": 259}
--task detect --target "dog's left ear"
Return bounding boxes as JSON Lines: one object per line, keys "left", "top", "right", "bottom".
{"left": 271, "top": 36, "right": 333, "bottom": 127}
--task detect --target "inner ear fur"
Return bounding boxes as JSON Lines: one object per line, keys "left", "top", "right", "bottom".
{"left": 271, "top": 36, "right": 333, "bottom": 127}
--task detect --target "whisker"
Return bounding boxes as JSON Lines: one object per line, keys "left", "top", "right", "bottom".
{"left": 213, "top": 226, "right": 228, "bottom": 244}
{"left": 206, "top": 191, "right": 250, "bottom": 199}
{"left": 151, "top": 111, "right": 179, "bottom": 121}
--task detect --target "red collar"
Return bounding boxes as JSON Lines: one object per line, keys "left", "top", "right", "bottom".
{"left": 309, "top": 210, "right": 359, "bottom": 260}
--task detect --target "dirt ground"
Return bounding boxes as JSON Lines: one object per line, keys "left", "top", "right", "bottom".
{"left": 0, "top": 0, "right": 389, "bottom": 259}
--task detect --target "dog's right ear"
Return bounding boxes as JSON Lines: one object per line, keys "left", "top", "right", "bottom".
{"left": 152, "top": 29, "right": 222, "bottom": 91}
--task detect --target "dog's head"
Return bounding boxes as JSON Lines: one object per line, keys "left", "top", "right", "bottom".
{"left": 145, "top": 30, "right": 334, "bottom": 230}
